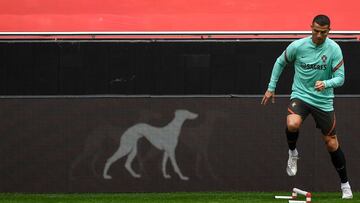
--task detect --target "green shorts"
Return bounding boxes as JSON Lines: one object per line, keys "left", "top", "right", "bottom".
{"left": 287, "top": 98, "right": 336, "bottom": 136}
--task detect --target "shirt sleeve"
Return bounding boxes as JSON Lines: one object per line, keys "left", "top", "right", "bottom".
{"left": 323, "top": 46, "right": 345, "bottom": 88}
{"left": 267, "top": 41, "right": 297, "bottom": 92}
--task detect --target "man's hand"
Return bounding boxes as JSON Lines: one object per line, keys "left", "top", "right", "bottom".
{"left": 261, "top": 90, "right": 275, "bottom": 105}
{"left": 315, "top": 81, "right": 325, "bottom": 91}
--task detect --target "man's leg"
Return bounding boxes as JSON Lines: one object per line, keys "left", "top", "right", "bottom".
{"left": 286, "top": 114, "right": 302, "bottom": 150}
{"left": 313, "top": 108, "right": 353, "bottom": 199}
{"left": 286, "top": 99, "right": 309, "bottom": 176}
{"left": 323, "top": 135, "right": 353, "bottom": 199}
{"left": 286, "top": 114, "right": 302, "bottom": 176}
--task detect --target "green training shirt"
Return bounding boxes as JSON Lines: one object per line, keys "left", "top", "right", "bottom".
{"left": 267, "top": 36, "right": 345, "bottom": 112}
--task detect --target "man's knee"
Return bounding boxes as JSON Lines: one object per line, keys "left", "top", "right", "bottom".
{"left": 323, "top": 135, "right": 339, "bottom": 152}
{"left": 287, "top": 115, "right": 302, "bottom": 132}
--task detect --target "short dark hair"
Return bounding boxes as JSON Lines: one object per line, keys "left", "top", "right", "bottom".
{"left": 313, "top": 15, "right": 331, "bottom": 27}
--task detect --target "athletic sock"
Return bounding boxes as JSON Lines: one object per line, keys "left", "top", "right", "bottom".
{"left": 341, "top": 181, "right": 351, "bottom": 189}
{"left": 289, "top": 149, "right": 298, "bottom": 157}
{"left": 329, "top": 147, "right": 348, "bottom": 183}
{"left": 286, "top": 127, "right": 299, "bottom": 151}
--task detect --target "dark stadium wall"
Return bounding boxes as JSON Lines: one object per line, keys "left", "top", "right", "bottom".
{"left": 0, "top": 41, "right": 360, "bottom": 95}
{"left": 0, "top": 97, "right": 359, "bottom": 192}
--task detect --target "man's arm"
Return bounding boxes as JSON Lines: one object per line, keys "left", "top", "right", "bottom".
{"left": 315, "top": 46, "right": 344, "bottom": 91}
{"left": 262, "top": 42, "right": 296, "bottom": 105}
{"left": 267, "top": 55, "right": 287, "bottom": 92}
{"left": 323, "top": 52, "right": 345, "bottom": 89}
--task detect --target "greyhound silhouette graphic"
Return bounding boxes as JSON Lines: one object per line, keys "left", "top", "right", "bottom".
{"left": 69, "top": 110, "right": 160, "bottom": 180}
{"left": 103, "top": 109, "right": 198, "bottom": 180}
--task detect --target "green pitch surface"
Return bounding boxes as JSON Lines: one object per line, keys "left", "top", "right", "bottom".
{"left": 0, "top": 192, "right": 359, "bottom": 203}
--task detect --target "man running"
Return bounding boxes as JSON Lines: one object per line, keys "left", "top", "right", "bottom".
{"left": 261, "top": 14, "right": 353, "bottom": 199}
